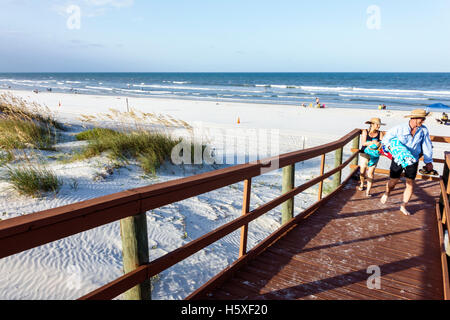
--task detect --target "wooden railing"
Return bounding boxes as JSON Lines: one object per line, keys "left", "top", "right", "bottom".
{"left": 437, "top": 152, "right": 450, "bottom": 300}
{"left": 0, "top": 129, "right": 448, "bottom": 300}
{"left": 0, "top": 129, "right": 362, "bottom": 300}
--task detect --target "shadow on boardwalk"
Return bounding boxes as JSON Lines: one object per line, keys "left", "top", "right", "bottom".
{"left": 199, "top": 175, "right": 444, "bottom": 300}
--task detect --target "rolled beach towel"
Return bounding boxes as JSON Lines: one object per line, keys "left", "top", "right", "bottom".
{"left": 389, "top": 137, "right": 416, "bottom": 168}
{"left": 364, "top": 143, "right": 381, "bottom": 167}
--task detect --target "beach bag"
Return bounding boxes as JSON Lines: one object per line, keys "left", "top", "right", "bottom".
{"left": 380, "top": 145, "right": 392, "bottom": 160}
{"left": 364, "top": 143, "right": 380, "bottom": 167}
{"left": 389, "top": 137, "right": 416, "bottom": 168}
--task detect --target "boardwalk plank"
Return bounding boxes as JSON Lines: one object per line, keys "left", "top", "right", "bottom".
{"left": 194, "top": 177, "right": 444, "bottom": 300}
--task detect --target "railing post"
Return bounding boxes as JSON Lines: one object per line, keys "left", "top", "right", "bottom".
{"left": 440, "top": 152, "right": 450, "bottom": 220}
{"left": 332, "top": 147, "right": 343, "bottom": 190}
{"left": 239, "top": 178, "right": 252, "bottom": 257}
{"left": 351, "top": 134, "right": 360, "bottom": 167}
{"left": 120, "top": 213, "right": 151, "bottom": 300}
{"left": 282, "top": 164, "right": 295, "bottom": 225}
{"left": 318, "top": 154, "right": 326, "bottom": 201}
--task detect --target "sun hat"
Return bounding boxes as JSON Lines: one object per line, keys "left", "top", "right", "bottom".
{"left": 365, "top": 117, "right": 385, "bottom": 125}
{"left": 404, "top": 109, "right": 431, "bottom": 118}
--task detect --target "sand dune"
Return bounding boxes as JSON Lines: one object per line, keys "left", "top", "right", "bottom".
{"left": 0, "top": 89, "right": 447, "bottom": 299}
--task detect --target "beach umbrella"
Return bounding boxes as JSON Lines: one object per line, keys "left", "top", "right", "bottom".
{"left": 426, "top": 103, "right": 449, "bottom": 110}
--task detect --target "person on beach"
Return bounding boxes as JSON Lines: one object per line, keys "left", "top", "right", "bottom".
{"left": 358, "top": 117, "right": 385, "bottom": 197}
{"left": 380, "top": 109, "right": 434, "bottom": 216}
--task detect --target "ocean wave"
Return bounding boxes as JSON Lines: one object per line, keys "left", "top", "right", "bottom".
{"left": 338, "top": 94, "right": 430, "bottom": 101}
{"left": 5, "top": 79, "right": 53, "bottom": 85}
{"left": 300, "top": 86, "right": 353, "bottom": 92}
{"left": 119, "top": 88, "right": 173, "bottom": 95}
{"left": 351, "top": 87, "right": 450, "bottom": 96}
{"left": 268, "top": 85, "right": 450, "bottom": 97}
{"left": 131, "top": 83, "right": 264, "bottom": 94}
{"left": 344, "top": 97, "right": 428, "bottom": 107}
{"left": 85, "top": 86, "right": 115, "bottom": 91}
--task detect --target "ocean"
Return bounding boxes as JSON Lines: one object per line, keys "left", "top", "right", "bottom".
{"left": 1, "top": 72, "right": 450, "bottom": 111}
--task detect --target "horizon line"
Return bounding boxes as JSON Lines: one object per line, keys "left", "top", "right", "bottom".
{"left": 1, "top": 71, "right": 450, "bottom": 74}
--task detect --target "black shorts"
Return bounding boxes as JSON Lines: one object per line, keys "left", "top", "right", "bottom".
{"left": 389, "top": 161, "right": 419, "bottom": 180}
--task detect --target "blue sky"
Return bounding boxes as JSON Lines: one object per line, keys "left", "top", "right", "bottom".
{"left": 1, "top": 0, "right": 450, "bottom": 72}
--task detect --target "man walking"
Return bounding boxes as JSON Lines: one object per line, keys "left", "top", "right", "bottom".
{"left": 380, "top": 109, "right": 434, "bottom": 216}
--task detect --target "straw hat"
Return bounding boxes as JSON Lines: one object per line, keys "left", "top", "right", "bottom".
{"left": 404, "top": 109, "right": 431, "bottom": 118}
{"left": 365, "top": 117, "right": 385, "bottom": 125}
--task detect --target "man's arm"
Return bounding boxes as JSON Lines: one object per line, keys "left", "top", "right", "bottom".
{"left": 422, "top": 128, "right": 433, "bottom": 165}
{"left": 382, "top": 126, "right": 397, "bottom": 148}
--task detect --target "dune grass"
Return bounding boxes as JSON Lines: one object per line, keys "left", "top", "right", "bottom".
{"left": 6, "top": 166, "right": 62, "bottom": 197}
{"left": 75, "top": 128, "right": 182, "bottom": 174}
{"left": 0, "top": 93, "right": 62, "bottom": 153}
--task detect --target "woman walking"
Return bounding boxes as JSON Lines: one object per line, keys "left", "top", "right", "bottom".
{"left": 358, "top": 117, "right": 386, "bottom": 197}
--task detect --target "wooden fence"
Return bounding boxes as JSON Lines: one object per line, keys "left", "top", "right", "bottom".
{"left": 0, "top": 129, "right": 448, "bottom": 300}
{"left": 437, "top": 152, "right": 450, "bottom": 299}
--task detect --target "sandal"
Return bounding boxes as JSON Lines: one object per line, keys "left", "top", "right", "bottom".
{"left": 419, "top": 167, "right": 439, "bottom": 176}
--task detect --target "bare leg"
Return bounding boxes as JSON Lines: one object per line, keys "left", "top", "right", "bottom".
{"left": 366, "top": 166, "right": 376, "bottom": 196}
{"left": 400, "top": 178, "right": 414, "bottom": 215}
{"left": 359, "top": 166, "right": 366, "bottom": 190}
{"left": 359, "top": 157, "right": 368, "bottom": 190}
{"left": 381, "top": 178, "right": 399, "bottom": 204}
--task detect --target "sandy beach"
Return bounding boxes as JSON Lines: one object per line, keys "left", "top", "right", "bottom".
{"left": 2, "top": 89, "right": 449, "bottom": 137}
{"left": 0, "top": 89, "right": 448, "bottom": 300}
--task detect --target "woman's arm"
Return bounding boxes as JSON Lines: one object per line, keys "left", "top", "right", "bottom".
{"left": 361, "top": 129, "right": 368, "bottom": 147}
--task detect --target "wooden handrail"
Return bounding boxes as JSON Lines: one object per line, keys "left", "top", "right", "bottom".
{"left": 80, "top": 150, "right": 360, "bottom": 300}
{"left": 447, "top": 152, "right": 450, "bottom": 168}
{"left": 0, "top": 129, "right": 361, "bottom": 260}
{"left": 437, "top": 152, "right": 450, "bottom": 300}
{"left": 440, "top": 179, "right": 450, "bottom": 227}
{"left": 436, "top": 203, "right": 450, "bottom": 300}
{"left": 186, "top": 166, "right": 360, "bottom": 300}
{"left": 0, "top": 128, "right": 447, "bottom": 300}
{"left": 431, "top": 136, "right": 450, "bottom": 144}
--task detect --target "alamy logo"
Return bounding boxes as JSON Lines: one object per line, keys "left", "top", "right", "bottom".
{"left": 66, "top": 264, "right": 83, "bottom": 290}
{"left": 366, "top": 265, "right": 381, "bottom": 289}
{"left": 366, "top": 5, "right": 381, "bottom": 30}
{"left": 170, "top": 125, "right": 280, "bottom": 174}
{"left": 66, "top": 5, "right": 81, "bottom": 30}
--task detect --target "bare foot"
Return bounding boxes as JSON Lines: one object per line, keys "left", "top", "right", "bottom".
{"left": 380, "top": 193, "right": 388, "bottom": 204}
{"left": 400, "top": 205, "right": 411, "bottom": 216}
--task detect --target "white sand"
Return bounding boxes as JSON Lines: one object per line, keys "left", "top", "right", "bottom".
{"left": 0, "top": 89, "right": 448, "bottom": 300}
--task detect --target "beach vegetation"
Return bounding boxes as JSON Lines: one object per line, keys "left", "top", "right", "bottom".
{"left": 0, "top": 151, "right": 14, "bottom": 166}
{"left": 75, "top": 127, "right": 119, "bottom": 141}
{"left": 321, "top": 178, "right": 335, "bottom": 196}
{"left": 0, "top": 93, "right": 63, "bottom": 153}
{"left": 5, "top": 165, "right": 62, "bottom": 197}
{"left": 75, "top": 127, "right": 181, "bottom": 174}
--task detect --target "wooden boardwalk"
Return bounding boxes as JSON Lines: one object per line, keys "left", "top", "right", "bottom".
{"left": 194, "top": 175, "right": 444, "bottom": 300}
